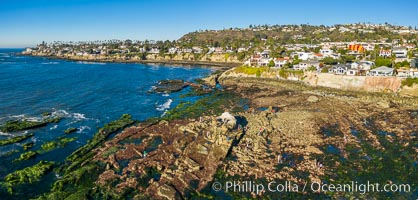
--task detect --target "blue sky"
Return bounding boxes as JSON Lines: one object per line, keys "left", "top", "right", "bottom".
{"left": 0, "top": 0, "right": 417, "bottom": 47}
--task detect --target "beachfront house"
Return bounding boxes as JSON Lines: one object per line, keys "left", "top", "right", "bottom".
{"left": 168, "top": 47, "right": 178, "bottom": 54}
{"left": 273, "top": 57, "right": 290, "bottom": 68}
{"left": 192, "top": 46, "right": 203, "bottom": 54}
{"left": 396, "top": 68, "right": 418, "bottom": 78}
{"left": 149, "top": 47, "right": 160, "bottom": 54}
{"left": 329, "top": 64, "right": 351, "bottom": 75}
{"left": 291, "top": 51, "right": 314, "bottom": 60}
{"left": 294, "top": 60, "right": 320, "bottom": 71}
{"left": 367, "top": 66, "right": 394, "bottom": 76}
{"left": 214, "top": 47, "right": 224, "bottom": 54}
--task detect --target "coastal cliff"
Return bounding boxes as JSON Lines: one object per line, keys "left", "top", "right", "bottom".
{"left": 25, "top": 51, "right": 242, "bottom": 67}
{"left": 220, "top": 67, "right": 418, "bottom": 96}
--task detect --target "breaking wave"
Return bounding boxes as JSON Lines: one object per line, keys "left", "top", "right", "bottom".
{"left": 156, "top": 99, "right": 172, "bottom": 111}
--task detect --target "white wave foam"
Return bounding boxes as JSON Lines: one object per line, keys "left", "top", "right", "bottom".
{"left": 156, "top": 99, "right": 172, "bottom": 111}
{"left": 162, "top": 93, "right": 170, "bottom": 97}
{"left": 50, "top": 125, "right": 59, "bottom": 130}
{"left": 0, "top": 131, "right": 12, "bottom": 136}
{"left": 41, "top": 62, "right": 59, "bottom": 65}
{"left": 10, "top": 114, "right": 26, "bottom": 118}
{"left": 77, "top": 125, "right": 91, "bottom": 133}
{"left": 55, "top": 173, "right": 62, "bottom": 179}
{"left": 72, "top": 113, "right": 87, "bottom": 121}
{"left": 76, "top": 61, "right": 105, "bottom": 65}
{"left": 51, "top": 109, "right": 69, "bottom": 118}
{"left": 25, "top": 116, "right": 43, "bottom": 122}
{"left": 51, "top": 109, "right": 87, "bottom": 120}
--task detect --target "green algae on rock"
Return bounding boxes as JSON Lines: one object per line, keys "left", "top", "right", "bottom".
{"left": 34, "top": 114, "right": 136, "bottom": 199}
{"left": 64, "top": 127, "right": 77, "bottom": 134}
{"left": 4, "top": 161, "right": 54, "bottom": 194}
{"left": 66, "top": 114, "right": 135, "bottom": 164}
{"left": 0, "top": 133, "right": 34, "bottom": 146}
{"left": 13, "top": 150, "right": 38, "bottom": 162}
{"left": 22, "top": 142, "right": 35, "bottom": 150}
{"left": 39, "top": 137, "right": 76, "bottom": 153}
{"left": 0, "top": 117, "right": 62, "bottom": 133}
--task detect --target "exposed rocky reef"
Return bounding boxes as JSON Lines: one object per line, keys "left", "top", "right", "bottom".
{"left": 0, "top": 116, "right": 62, "bottom": 133}
{"left": 14, "top": 76, "right": 417, "bottom": 199}
{"left": 0, "top": 133, "right": 34, "bottom": 146}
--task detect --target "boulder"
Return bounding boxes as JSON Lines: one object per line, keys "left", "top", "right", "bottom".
{"left": 216, "top": 112, "right": 237, "bottom": 130}
{"left": 202, "top": 74, "right": 218, "bottom": 87}
{"left": 307, "top": 95, "right": 319, "bottom": 103}
{"left": 152, "top": 80, "right": 187, "bottom": 93}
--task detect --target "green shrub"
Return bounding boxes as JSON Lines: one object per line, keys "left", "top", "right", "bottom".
{"left": 234, "top": 65, "right": 268, "bottom": 75}
{"left": 401, "top": 78, "right": 418, "bottom": 87}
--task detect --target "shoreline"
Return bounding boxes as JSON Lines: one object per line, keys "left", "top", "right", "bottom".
{"left": 42, "top": 74, "right": 418, "bottom": 199}
{"left": 21, "top": 53, "right": 242, "bottom": 68}
{"left": 1, "top": 72, "right": 417, "bottom": 199}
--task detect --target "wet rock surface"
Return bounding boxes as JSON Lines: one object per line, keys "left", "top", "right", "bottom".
{"left": 151, "top": 80, "right": 188, "bottom": 93}
{"left": 30, "top": 77, "right": 418, "bottom": 199}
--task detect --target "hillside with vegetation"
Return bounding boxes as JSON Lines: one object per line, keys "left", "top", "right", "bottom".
{"left": 180, "top": 23, "right": 418, "bottom": 48}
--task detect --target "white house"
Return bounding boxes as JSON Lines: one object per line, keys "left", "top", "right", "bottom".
{"left": 25, "top": 48, "right": 33, "bottom": 53}
{"left": 149, "top": 47, "right": 160, "bottom": 54}
{"left": 367, "top": 66, "right": 394, "bottom": 76}
{"left": 392, "top": 46, "right": 407, "bottom": 62}
{"left": 168, "top": 47, "right": 178, "bottom": 54}
{"left": 379, "top": 49, "right": 391, "bottom": 58}
{"left": 214, "top": 47, "right": 224, "bottom": 54}
{"left": 292, "top": 52, "right": 314, "bottom": 60}
{"left": 273, "top": 57, "right": 290, "bottom": 68}
{"left": 397, "top": 68, "right": 418, "bottom": 78}
{"left": 350, "top": 61, "right": 375, "bottom": 71}
{"left": 192, "top": 46, "right": 203, "bottom": 54}
{"left": 295, "top": 60, "right": 320, "bottom": 70}
{"left": 329, "top": 64, "right": 352, "bottom": 75}
{"left": 319, "top": 48, "right": 334, "bottom": 57}
{"left": 237, "top": 47, "right": 248, "bottom": 53}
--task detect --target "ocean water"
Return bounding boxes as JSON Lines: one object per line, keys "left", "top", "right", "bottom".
{"left": 0, "top": 49, "right": 213, "bottom": 196}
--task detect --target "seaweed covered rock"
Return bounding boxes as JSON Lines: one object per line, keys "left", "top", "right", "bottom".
{"left": 39, "top": 137, "right": 76, "bottom": 152}
{"left": 64, "top": 127, "right": 77, "bottom": 134}
{"left": 22, "top": 142, "right": 35, "bottom": 150}
{"left": 0, "top": 117, "right": 62, "bottom": 133}
{"left": 34, "top": 114, "right": 136, "bottom": 199}
{"left": 13, "top": 151, "right": 38, "bottom": 162}
{"left": 0, "top": 133, "right": 34, "bottom": 146}
{"left": 66, "top": 114, "right": 135, "bottom": 167}
{"left": 4, "top": 161, "right": 54, "bottom": 193}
